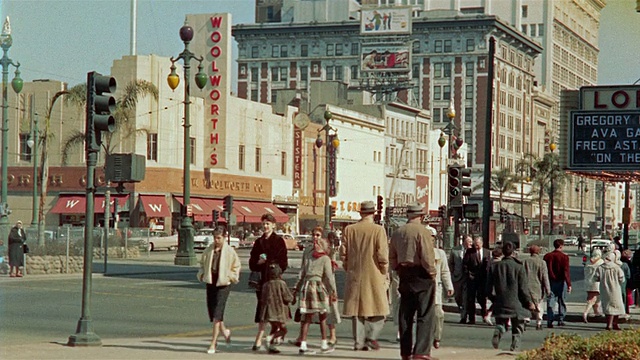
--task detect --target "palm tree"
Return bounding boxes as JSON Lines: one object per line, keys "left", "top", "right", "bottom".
{"left": 472, "top": 167, "right": 519, "bottom": 211}
{"left": 61, "top": 79, "right": 159, "bottom": 165}
{"left": 524, "top": 152, "right": 567, "bottom": 241}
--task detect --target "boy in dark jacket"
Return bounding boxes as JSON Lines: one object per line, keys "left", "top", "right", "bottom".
{"left": 486, "top": 242, "right": 536, "bottom": 352}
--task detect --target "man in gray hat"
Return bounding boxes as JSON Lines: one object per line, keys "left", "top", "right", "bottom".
{"left": 340, "top": 200, "right": 389, "bottom": 351}
{"left": 389, "top": 203, "right": 437, "bottom": 360}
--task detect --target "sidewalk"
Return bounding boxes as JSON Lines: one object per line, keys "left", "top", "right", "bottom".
{"left": 2, "top": 335, "right": 507, "bottom": 360}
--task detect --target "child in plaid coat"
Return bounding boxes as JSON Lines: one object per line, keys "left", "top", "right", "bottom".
{"left": 260, "top": 263, "right": 294, "bottom": 354}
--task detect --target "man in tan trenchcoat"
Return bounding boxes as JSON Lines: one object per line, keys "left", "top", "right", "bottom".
{"left": 339, "top": 200, "right": 389, "bottom": 351}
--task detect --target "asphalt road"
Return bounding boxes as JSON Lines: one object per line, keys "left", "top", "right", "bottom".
{"left": 0, "top": 247, "right": 604, "bottom": 352}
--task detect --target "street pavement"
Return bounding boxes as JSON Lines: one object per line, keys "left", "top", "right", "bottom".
{"left": 2, "top": 247, "right": 638, "bottom": 360}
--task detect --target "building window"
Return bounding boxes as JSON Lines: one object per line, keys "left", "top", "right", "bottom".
{"left": 251, "top": 46, "right": 259, "bottom": 58}
{"left": 530, "top": 26, "right": 537, "bottom": 37}
{"left": 326, "top": 44, "right": 334, "bottom": 56}
{"left": 465, "top": 62, "right": 474, "bottom": 77}
{"left": 255, "top": 147, "right": 261, "bottom": 172}
{"left": 251, "top": 68, "right": 259, "bottom": 83}
{"left": 412, "top": 64, "right": 420, "bottom": 79}
{"left": 271, "top": 92, "right": 277, "bottom": 103}
{"left": 538, "top": 24, "right": 544, "bottom": 36}
{"left": 271, "top": 66, "right": 278, "bottom": 81}
{"left": 412, "top": 41, "right": 420, "bottom": 54}
{"left": 301, "top": 44, "right": 308, "bottom": 57}
{"left": 281, "top": 151, "right": 287, "bottom": 176}
{"left": 272, "top": 45, "right": 279, "bottom": 57}
{"left": 147, "top": 133, "right": 158, "bottom": 161}
{"left": 251, "top": 89, "right": 258, "bottom": 101}
{"left": 190, "top": 137, "right": 196, "bottom": 165}
{"left": 434, "top": 86, "right": 442, "bottom": 100}
{"left": 465, "top": 85, "right": 473, "bottom": 99}
{"left": 433, "top": 108, "right": 441, "bottom": 122}
{"left": 239, "top": 145, "right": 245, "bottom": 170}
{"left": 521, "top": 24, "right": 528, "bottom": 34}
{"left": 351, "top": 43, "right": 359, "bottom": 56}
{"left": 300, "top": 66, "right": 308, "bottom": 82}
{"left": 522, "top": 5, "right": 528, "bottom": 18}
{"left": 466, "top": 39, "right": 474, "bottom": 52}
{"left": 19, "top": 133, "right": 31, "bottom": 161}
{"left": 335, "top": 44, "right": 343, "bottom": 56}
{"left": 444, "top": 40, "right": 452, "bottom": 52}
{"left": 443, "top": 85, "right": 451, "bottom": 100}
{"left": 335, "top": 66, "right": 343, "bottom": 80}
{"left": 280, "top": 67, "right": 287, "bottom": 82}
{"left": 280, "top": 45, "right": 288, "bottom": 57}
{"left": 326, "top": 66, "right": 334, "bottom": 80}
{"left": 350, "top": 65, "right": 358, "bottom": 80}
{"left": 465, "top": 107, "right": 473, "bottom": 122}
{"left": 434, "top": 40, "right": 443, "bottom": 53}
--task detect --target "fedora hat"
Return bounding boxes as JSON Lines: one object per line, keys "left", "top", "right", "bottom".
{"left": 359, "top": 201, "right": 377, "bottom": 214}
{"left": 406, "top": 203, "right": 426, "bottom": 217}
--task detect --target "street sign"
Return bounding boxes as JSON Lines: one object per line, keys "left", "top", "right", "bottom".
{"left": 186, "top": 204, "right": 193, "bottom": 217}
{"left": 568, "top": 111, "right": 640, "bottom": 170}
{"left": 462, "top": 203, "right": 480, "bottom": 219}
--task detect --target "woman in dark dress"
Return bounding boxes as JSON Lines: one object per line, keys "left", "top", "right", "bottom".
{"left": 8, "top": 220, "right": 26, "bottom": 277}
{"left": 248, "top": 213, "right": 288, "bottom": 351}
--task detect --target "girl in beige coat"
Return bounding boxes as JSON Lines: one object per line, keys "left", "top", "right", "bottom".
{"left": 197, "top": 228, "right": 241, "bottom": 354}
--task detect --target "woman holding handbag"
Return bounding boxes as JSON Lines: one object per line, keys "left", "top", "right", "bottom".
{"left": 8, "top": 220, "right": 26, "bottom": 278}
{"left": 248, "top": 213, "right": 288, "bottom": 351}
{"left": 197, "top": 228, "right": 241, "bottom": 354}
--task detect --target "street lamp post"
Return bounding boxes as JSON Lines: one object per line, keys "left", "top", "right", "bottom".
{"left": 315, "top": 110, "right": 339, "bottom": 234}
{"left": 444, "top": 102, "right": 456, "bottom": 250}
{"left": 0, "top": 17, "right": 23, "bottom": 241}
{"left": 575, "top": 177, "right": 588, "bottom": 236}
{"left": 548, "top": 142, "right": 557, "bottom": 235}
{"left": 167, "top": 20, "right": 207, "bottom": 266}
{"left": 27, "top": 112, "right": 39, "bottom": 226}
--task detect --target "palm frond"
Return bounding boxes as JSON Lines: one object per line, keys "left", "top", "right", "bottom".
{"left": 118, "top": 80, "right": 159, "bottom": 109}
{"left": 61, "top": 131, "right": 86, "bottom": 166}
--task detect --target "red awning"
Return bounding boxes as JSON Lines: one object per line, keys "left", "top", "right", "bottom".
{"left": 174, "top": 196, "right": 213, "bottom": 221}
{"left": 236, "top": 200, "right": 263, "bottom": 223}
{"left": 250, "top": 202, "right": 289, "bottom": 223}
{"left": 50, "top": 195, "right": 86, "bottom": 214}
{"left": 95, "top": 195, "right": 129, "bottom": 213}
{"left": 50, "top": 194, "right": 129, "bottom": 214}
{"left": 139, "top": 195, "right": 171, "bottom": 217}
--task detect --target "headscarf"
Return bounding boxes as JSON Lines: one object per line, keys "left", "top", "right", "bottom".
{"left": 591, "top": 249, "right": 602, "bottom": 261}
{"left": 604, "top": 251, "right": 616, "bottom": 263}
{"left": 312, "top": 237, "right": 338, "bottom": 271}
{"left": 614, "top": 250, "right": 623, "bottom": 266}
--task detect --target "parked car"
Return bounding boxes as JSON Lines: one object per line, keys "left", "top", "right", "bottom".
{"left": 194, "top": 228, "right": 239, "bottom": 250}
{"left": 295, "top": 235, "right": 313, "bottom": 250}
{"left": 133, "top": 231, "right": 178, "bottom": 251}
{"left": 277, "top": 232, "right": 303, "bottom": 251}
{"left": 565, "top": 236, "right": 578, "bottom": 246}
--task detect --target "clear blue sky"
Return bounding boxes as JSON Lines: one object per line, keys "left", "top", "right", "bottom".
{"left": 1, "top": 0, "right": 638, "bottom": 87}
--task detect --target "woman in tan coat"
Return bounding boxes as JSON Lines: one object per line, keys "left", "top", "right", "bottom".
{"left": 197, "top": 228, "right": 241, "bottom": 354}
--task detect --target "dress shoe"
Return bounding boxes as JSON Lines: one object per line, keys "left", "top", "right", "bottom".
{"left": 353, "top": 345, "right": 369, "bottom": 351}
{"left": 536, "top": 323, "right": 543, "bottom": 330}
{"left": 365, "top": 339, "right": 380, "bottom": 350}
{"left": 547, "top": 323, "right": 554, "bottom": 329}
{"left": 468, "top": 320, "right": 476, "bottom": 325}
{"left": 483, "top": 316, "right": 494, "bottom": 326}
{"left": 223, "top": 329, "right": 231, "bottom": 344}
{"left": 458, "top": 318, "right": 467, "bottom": 324}
{"left": 433, "top": 340, "right": 440, "bottom": 349}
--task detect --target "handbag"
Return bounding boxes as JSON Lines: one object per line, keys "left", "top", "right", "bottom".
{"left": 248, "top": 271, "right": 262, "bottom": 289}
{"left": 294, "top": 307, "right": 301, "bottom": 323}
{"left": 22, "top": 243, "right": 29, "bottom": 254}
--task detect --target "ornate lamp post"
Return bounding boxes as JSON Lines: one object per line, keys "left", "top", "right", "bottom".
{"left": 26, "top": 113, "right": 38, "bottom": 226}
{"left": 315, "top": 110, "right": 339, "bottom": 234}
{"left": 444, "top": 102, "right": 457, "bottom": 250}
{"left": 0, "top": 17, "right": 23, "bottom": 241}
{"left": 548, "top": 142, "right": 557, "bottom": 234}
{"left": 437, "top": 132, "right": 446, "bottom": 206}
{"left": 167, "top": 20, "right": 207, "bottom": 266}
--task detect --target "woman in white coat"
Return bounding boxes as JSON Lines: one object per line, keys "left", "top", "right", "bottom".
{"left": 432, "top": 229, "right": 454, "bottom": 349}
{"left": 594, "top": 251, "right": 625, "bottom": 330}
{"left": 197, "top": 228, "right": 241, "bottom": 353}
{"left": 582, "top": 249, "right": 604, "bottom": 322}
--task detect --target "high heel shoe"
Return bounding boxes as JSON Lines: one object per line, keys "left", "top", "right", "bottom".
{"left": 582, "top": 313, "right": 588, "bottom": 323}
{"left": 223, "top": 329, "right": 231, "bottom": 344}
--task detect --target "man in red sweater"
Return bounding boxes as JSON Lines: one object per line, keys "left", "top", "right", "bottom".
{"left": 543, "top": 239, "right": 572, "bottom": 328}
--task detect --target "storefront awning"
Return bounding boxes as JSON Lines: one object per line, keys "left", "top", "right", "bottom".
{"left": 174, "top": 196, "right": 213, "bottom": 221}
{"left": 139, "top": 195, "right": 171, "bottom": 218}
{"left": 51, "top": 194, "right": 129, "bottom": 214}
{"left": 51, "top": 195, "right": 86, "bottom": 214}
{"left": 245, "top": 201, "right": 289, "bottom": 223}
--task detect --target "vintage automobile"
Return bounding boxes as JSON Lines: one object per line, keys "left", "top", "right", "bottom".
{"left": 194, "top": 228, "right": 239, "bottom": 250}
{"left": 135, "top": 231, "right": 178, "bottom": 251}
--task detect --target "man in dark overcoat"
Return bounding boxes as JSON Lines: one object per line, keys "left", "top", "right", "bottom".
{"left": 486, "top": 241, "right": 536, "bottom": 352}
{"left": 462, "top": 236, "right": 491, "bottom": 324}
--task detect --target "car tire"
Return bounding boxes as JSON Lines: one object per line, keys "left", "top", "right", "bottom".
{"left": 148, "top": 242, "right": 155, "bottom": 252}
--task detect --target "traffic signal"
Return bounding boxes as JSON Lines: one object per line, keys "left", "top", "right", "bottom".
{"left": 223, "top": 195, "right": 233, "bottom": 217}
{"left": 448, "top": 165, "right": 462, "bottom": 206}
{"left": 460, "top": 167, "right": 472, "bottom": 197}
{"left": 212, "top": 209, "right": 220, "bottom": 227}
{"left": 330, "top": 205, "right": 336, "bottom": 219}
{"left": 438, "top": 205, "right": 446, "bottom": 218}
{"left": 376, "top": 195, "right": 383, "bottom": 213}
{"left": 500, "top": 208, "right": 507, "bottom": 223}
{"left": 86, "top": 71, "right": 116, "bottom": 152}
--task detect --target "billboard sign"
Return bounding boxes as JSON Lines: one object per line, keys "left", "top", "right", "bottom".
{"left": 580, "top": 85, "right": 640, "bottom": 111}
{"left": 568, "top": 111, "right": 640, "bottom": 170}
{"left": 361, "top": 44, "right": 410, "bottom": 72}
{"left": 360, "top": 7, "right": 411, "bottom": 35}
